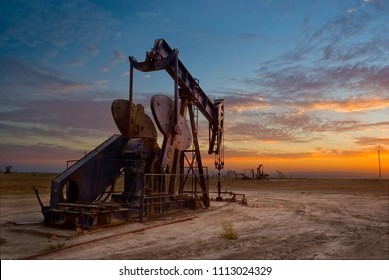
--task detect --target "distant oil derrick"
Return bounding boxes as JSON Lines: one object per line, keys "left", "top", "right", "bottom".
{"left": 256, "top": 164, "right": 269, "bottom": 180}
{"left": 4, "top": 166, "right": 12, "bottom": 174}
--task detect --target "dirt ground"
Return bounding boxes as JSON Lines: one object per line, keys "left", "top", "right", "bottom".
{"left": 0, "top": 174, "right": 388, "bottom": 260}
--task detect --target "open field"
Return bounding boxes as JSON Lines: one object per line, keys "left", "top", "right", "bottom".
{"left": 0, "top": 173, "right": 388, "bottom": 259}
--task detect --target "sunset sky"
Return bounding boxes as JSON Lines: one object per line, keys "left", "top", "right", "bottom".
{"left": 1, "top": 0, "right": 388, "bottom": 178}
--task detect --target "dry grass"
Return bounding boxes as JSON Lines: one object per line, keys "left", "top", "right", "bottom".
{"left": 1, "top": 173, "right": 386, "bottom": 197}
{"left": 48, "top": 241, "right": 65, "bottom": 251}
{"left": 0, "top": 173, "right": 57, "bottom": 196}
{"left": 222, "top": 222, "right": 239, "bottom": 240}
{"left": 211, "top": 177, "right": 388, "bottom": 195}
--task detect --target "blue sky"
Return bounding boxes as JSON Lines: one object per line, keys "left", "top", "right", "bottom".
{"left": 1, "top": 0, "right": 388, "bottom": 177}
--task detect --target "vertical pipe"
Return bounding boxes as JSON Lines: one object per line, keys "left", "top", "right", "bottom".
{"left": 129, "top": 65, "right": 134, "bottom": 103}
{"left": 174, "top": 55, "right": 179, "bottom": 125}
{"left": 140, "top": 174, "right": 145, "bottom": 222}
{"left": 378, "top": 150, "right": 381, "bottom": 181}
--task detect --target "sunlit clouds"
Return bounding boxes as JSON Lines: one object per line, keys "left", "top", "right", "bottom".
{"left": 308, "top": 97, "right": 389, "bottom": 112}
{"left": 0, "top": 0, "right": 388, "bottom": 177}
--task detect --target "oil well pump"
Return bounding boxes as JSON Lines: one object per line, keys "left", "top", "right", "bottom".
{"left": 36, "top": 39, "right": 224, "bottom": 229}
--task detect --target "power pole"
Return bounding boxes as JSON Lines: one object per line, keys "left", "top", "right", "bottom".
{"left": 378, "top": 150, "right": 381, "bottom": 181}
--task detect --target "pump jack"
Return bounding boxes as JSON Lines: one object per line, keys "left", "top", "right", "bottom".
{"left": 36, "top": 39, "right": 224, "bottom": 229}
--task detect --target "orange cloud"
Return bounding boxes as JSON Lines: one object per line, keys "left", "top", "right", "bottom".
{"left": 309, "top": 97, "right": 389, "bottom": 112}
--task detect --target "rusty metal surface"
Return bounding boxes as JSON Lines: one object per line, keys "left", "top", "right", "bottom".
{"left": 49, "top": 134, "right": 125, "bottom": 208}
{"left": 151, "top": 94, "right": 192, "bottom": 172}
{"left": 130, "top": 39, "right": 223, "bottom": 142}
{"left": 151, "top": 95, "right": 192, "bottom": 150}
{"left": 111, "top": 99, "right": 157, "bottom": 140}
{"left": 129, "top": 39, "right": 220, "bottom": 206}
{"left": 150, "top": 94, "right": 174, "bottom": 136}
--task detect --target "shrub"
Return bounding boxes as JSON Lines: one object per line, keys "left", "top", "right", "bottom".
{"left": 222, "top": 222, "right": 238, "bottom": 240}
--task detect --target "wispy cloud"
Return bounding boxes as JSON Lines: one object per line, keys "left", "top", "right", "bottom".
{"left": 226, "top": 108, "right": 389, "bottom": 143}
{"left": 251, "top": 0, "right": 389, "bottom": 103}
{"left": 0, "top": 57, "right": 90, "bottom": 97}
{"left": 0, "top": 143, "right": 87, "bottom": 172}
{"left": 355, "top": 137, "right": 389, "bottom": 146}
{"left": 224, "top": 91, "right": 268, "bottom": 112}
{"left": 306, "top": 97, "right": 389, "bottom": 112}
{"left": 238, "top": 32, "right": 270, "bottom": 41}
{"left": 100, "top": 50, "right": 125, "bottom": 72}
{"left": 319, "top": 120, "right": 389, "bottom": 133}
{"left": 0, "top": 98, "right": 114, "bottom": 131}
{"left": 255, "top": 64, "right": 389, "bottom": 100}
{"left": 0, "top": 1, "right": 118, "bottom": 50}
{"left": 0, "top": 98, "right": 119, "bottom": 150}
{"left": 228, "top": 122, "right": 300, "bottom": 142}
{"left": 84, "top": 43, "right": 99, "bottom": 55}
{"left": 137, "top": 11, "right": 160, "bottom": 19}
{"left": 62, "top": 57, "right": 88, "bottom": 68}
